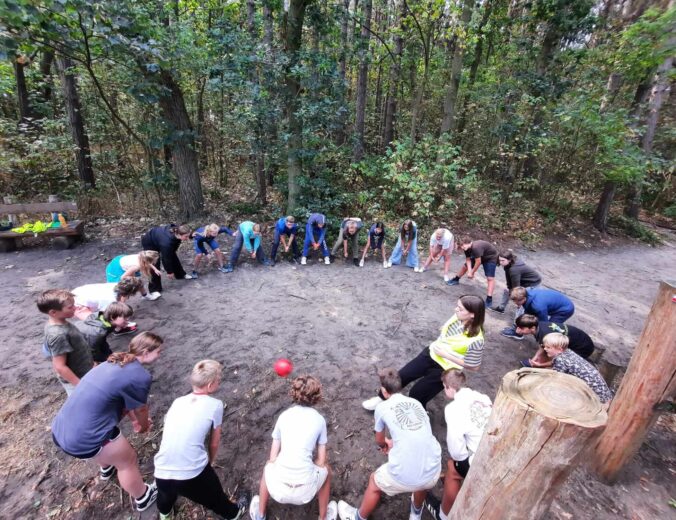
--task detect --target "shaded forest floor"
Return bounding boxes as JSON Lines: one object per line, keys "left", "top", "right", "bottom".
{"left": 0, "top": 227, "right": 674, "bottom": 519}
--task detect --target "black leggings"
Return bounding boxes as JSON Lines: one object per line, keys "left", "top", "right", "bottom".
{"left": 381, "top": 347, "right": 444, "bottom": 409}
{"left": 156, "top": 464, "right": 239, "bottom": 518}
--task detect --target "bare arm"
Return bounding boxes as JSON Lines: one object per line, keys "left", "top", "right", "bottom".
{"left": 121, "top": 266, "right": 139, "bottom": 279}
{"left": 268, "top": 438, "right": 281, "bottom": 463}
{"left": 131, "top": 404, "right": 151, "bottom": 433}
{"left": 315, "top": 443, "right": 328, "bottom": 467}
{"left": 52, "top": 355, "right": 80, "bottom": 385}
{"left": 208, "top": 426, "right": 222, "bottom": 463}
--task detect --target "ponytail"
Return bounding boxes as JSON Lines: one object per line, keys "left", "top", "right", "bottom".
{"left": 107, "top": 331, "right": 163, "bottom": 367}
{"left": 138, "top": 250, "right": 160, "bottom": 278}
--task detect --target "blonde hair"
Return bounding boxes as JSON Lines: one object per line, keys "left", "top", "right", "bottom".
{"left": 191, "top": 359, "right": 223, "bottom": 388}
{"left": 205, "top": 224, "right": 220, "bottom": 237}
{"left": 510, "top": 286, "right": 528, "bottom": 302}
{"left": 542, "top": 332, "right": 569, "bottom": 350}
{"left": 289, "top": 375, "right": 322, "bottom": 406}
{"left": 138, "top": 250, "right": 160, "bottom": 278}
{"left": 37, "top": 289, "right": 74, "bottom": 313}
{"left": 107, "top": 331, "right": 163, "bottom": 366}
{"left": 252, "top": 223, "right": 261, "bottom": 233}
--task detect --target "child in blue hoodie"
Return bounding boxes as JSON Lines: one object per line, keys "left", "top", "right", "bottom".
{"left": 224, "top": 221, "right": 272, "bottom": 272}
{"left": 302, "top": 213, "right": 330, "bottom": 265}
{"left": 270, "top": 216, "right": 300, "bottom": 264}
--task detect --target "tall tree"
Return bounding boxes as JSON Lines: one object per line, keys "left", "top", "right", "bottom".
{"left": 56, "top": 56, "right": 95, "bottom": 188}
{"left": 13, "top": 55, "right": 34, "bottom": 129}
{"left": 383, "top": 0, "right": 406, "bottom": 148}
{"left": 352, "top": 0, "right": 373, "bottom": 161}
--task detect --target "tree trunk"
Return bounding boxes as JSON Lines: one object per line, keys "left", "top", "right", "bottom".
{"left": 262, "top": 0, "right": 278, "bottom": 186}
{"left": 592, "top": 180, "right": 617, "bottom": 231}
{"left": 39, "top": 50, "right": 55, "bottom": 103}
{"left": 248, "top": 0, "right": 267, "bottom": 205}
{"left": 285, "top": 0, "right": 312, "bottom": 213}
{"left": 440, "top": 0, "right": 475, "bottom": 136}
{"left": 593, "top": 281, "right": 676, "bottom": 482}
{"left": 196, "top": 77, "right": 208, "bottom": 170}
{"left": 450, "top": 369, "right": 607, "bottom": 520}
{"left": 383, "top": 0, "right": 405, "bottom": 149}
{"left": 352, "top": 0, "right": 373, "bottom": 162}
{"left": 56, "top": 56, "right": 95, "bottom": 189}
{"left": 410, "top": 51, "right": 430, "bottom": 145}
{"left": 13, "top": 56, "right": 34, "bottom": 129}
{"left": 624, "top": 49, "right": 673, "bottom": 219}
{"left": 334, "top": 0, "right": 351, "bottom": 146}
{"left": 156, "top": 68, "right": 205, "bottom": 219}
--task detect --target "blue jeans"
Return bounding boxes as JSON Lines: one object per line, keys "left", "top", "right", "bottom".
{"left": 270, "top": 229, "right": 299, "bottom": 261}
{"left": 302, "top": 229, "right": 329, "bottom": 257}
{"left": 389, "top": 236, "right": 419, "bottom": 268}
{"left": 229, "top": 233, "right": 266, "bottom": 266}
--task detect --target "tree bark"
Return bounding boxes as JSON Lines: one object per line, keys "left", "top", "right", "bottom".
{"left": 156, "top": 68, "right": 205, "bottom": 219}
{"left": 383, "top": 0, "right": 405, "bottom": 149}
{"left": 334, "top": 0, "right": 351, "bottom": 146}
{"left": 450, "top": 369, "right": 607, "bottom": 520}
{"left": 248, "top": 0, "right": 267, "bottom": 205}
{"left": 13, "top": 56, "right": 34, "bottom": 129}
{"left": 39, "top": 50, "right": 55, "bottom": 103}
{"left": 285, "top": 0, "right": 312, "bottom": 213}
{"left": 593, "top": 281, "right": 676, "bottom": 482}
{"left": 440, "top": 0, "right": 475, "bottom": 136}
{"left": 352, "top": 0, "right": 373, "bottom": 162}
{"left": 56, "top": 56, "right": 95, "bottom": 189}
{"left": 262, "top": 0, "right": 278, "bottom": 186}
{"left": 592, "top": 180, "right": 617, "bottom": 232}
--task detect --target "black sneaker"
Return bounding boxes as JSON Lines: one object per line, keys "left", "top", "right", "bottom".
{"left": 352, "top": 258, "right": 360, "bottom": 267}
{"left": 99, "top": 465, "right": 117, "bottom": 481}
{"left": 485, "top": 297, "right": 493, "bottom": 307}
{"left": 135, "top": 482, "right": 158, "bottom": 512}
{"left": 489, "top": 305, "right": 506, "bottom": 314}
{"left": 232, "top": 490, "right": 251, "bottom": 520}
{"left": 501, "top": 327, "right": 524, "bottom": 340}
{"left": 113, "top": 325, "right": 138, "bottom": 337}
{"left": 191, "top": 270, "right": 199, "bottom": 278}
{"left": 424, "top": 493, "right": 443, "bottom": 520}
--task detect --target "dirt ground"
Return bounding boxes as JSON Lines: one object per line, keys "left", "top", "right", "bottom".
{"left": 0, "top": 227, "right": 674, "bottom": 520}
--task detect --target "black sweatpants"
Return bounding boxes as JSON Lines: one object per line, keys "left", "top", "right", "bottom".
{"left": 156, "top": 464, "right": 239, "bottom": 518}
{"left": 380, "top": 346, "right": 444, "bottom": 409}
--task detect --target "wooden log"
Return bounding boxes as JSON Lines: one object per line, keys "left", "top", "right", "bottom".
{"left": 0, "top": 238, "right": 17, "bottom": 253}
{"left": 0, "top": 202, "right": 78, "bottom": 214}
{"left": 592, "top": 280, "right": 676, "bottom": 482}
{"left": 449, "top": 369, "right": 607, "bottom": 520}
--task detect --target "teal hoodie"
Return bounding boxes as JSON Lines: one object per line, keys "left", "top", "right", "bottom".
{"left": 239, "top": 221, "right": 261, "bottom": 252}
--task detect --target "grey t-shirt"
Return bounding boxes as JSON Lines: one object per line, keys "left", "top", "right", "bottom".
{"left": 44, "top": 322, "right": 93, "bottom": 383}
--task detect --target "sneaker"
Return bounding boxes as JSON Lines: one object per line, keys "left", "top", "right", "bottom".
{"left": 444, "top": 276, "right": 450, "bottom": 283}
{"left": 135, "top": 481, "right": 158, "bottom": 512}
{"left": 387, "top": 261, "right": 393, "bottom": 268}
{"left": 362, "top": 396, "right": 383, "bottom": 411}
{"left": 353, "top": 258, "right": 360, "bottom": 267}
{"left": 489, "top": 305, "right": 505, "bottom": 314}
{"left": 424, "top": 494, "right": 444, "bottom": 520}
{"left": 520, "top": 358, "right": 532, "bottom": 368}
{"left": 159, "top": 512, "right": 172, "bottom": 520}
{"left": 233, "top": 490, "right": 251, "bottom": 520}
{"left": 184, "top": 274, "right": 196, "bottom": 280}
{"left": 446, "top": 278, "right": 460, "bottom": 286}
{"left": 217, "top": 266, "right": 228, "bottom": 273}
{"left": 143, "top": 291, "right": 161, "bottom": 301}
{"left": 263, "top": 259, "right": 273, "bottom": 266}
{"left": 326, "top": 500, "right": 338, "bottom": 520}
{"left": 337, "top": 500, "right": 358, "bottom": 520}
{"left": 248, "top": 494, "right": 260, "bottom": 520}
{"left": 486, "top": 297, "right": 493, "bottom": 307}
{"left": 359, "top": 259, "right": 365, "bottom": 267}
{"left": 301, "top": 257, "right": 307, "bottom": 265}
{"left": 500, "top": 327, "right": 524, "bottom": 340}
{"left": 99, "top": 465, "right": 116, "bottom": 481}
{"left": 113, "top": 325, "right": 138, "bottom": 337}
{"left": 324, "top": 256, "right": 331, "bottom": 265}
{"left": 269, "top": 259, "right": 276, "bottom": 266}
{"left": 191, "top": 270, "right": 199, "bottom": 278}
{"left": 224, "top": 264, "right": 234, "bottom": 273}
{"left": 383, "top": 261, "right": 389, "bottom": 269}
{"left": 409, "top": 494, "right": 423, "bottom": 520}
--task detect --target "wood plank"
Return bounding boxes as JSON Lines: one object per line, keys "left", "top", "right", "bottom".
{"left": 0, "top": 220, "right": 84, "bottom": 238}
{"left": 0, "top": 202, "right": 78, "bottom": 213}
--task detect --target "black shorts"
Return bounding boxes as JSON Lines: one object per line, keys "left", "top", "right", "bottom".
{"left": 53, "top": 426, "right": 121, "bottom": 460}
{"left": 454, "top": 457, "right": 470, "bottom": 478}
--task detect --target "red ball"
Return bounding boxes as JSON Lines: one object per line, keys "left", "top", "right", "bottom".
{"left": 274, "top": 358, "right": 293, "bottom": 378}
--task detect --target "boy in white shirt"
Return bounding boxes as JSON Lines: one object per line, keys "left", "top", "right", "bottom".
{"left": 154, "top": 360, "right": 249, "bottom": 520}
{"left": 250, "top": 376, "right": 337, "bottom": 520}
{"left": 420, "top": 228, "right": 455, "bottom": 282}
{"left": 424, "top": 369, "right": 492, "bottom": 520}
{"left": 338, "top": 368, "right": 442, "bottom": 520}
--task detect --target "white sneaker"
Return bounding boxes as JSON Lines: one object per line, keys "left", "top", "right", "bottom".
{"left": 409, "top": 494, "right": 423, "bottom": 520}
{"left": 337, "top": 500, "right": 358, "bottom": 520}
{"left": 444, "top": 275, "right": 450, "bottom": 283}
{"left": 359, "top": 259, "right": 364, "bottom": 267}
{"left": 143, "top": 291, "right": 161, "bottom": 301}
{"left": 387, "top": 261, "right": 393, "bottom": 268}
{"left": 248, "top": 494, "right": 260, "bottom": 520}
{"left": 301, "top": 257, "right": 307, "bottom": 265}
{"left": 324, "top": 256, "right": 331, "bottom": 265}
{"left": 326, "top": 500, "right": 338, "bottom": 520}
{"left": 362, "top": 396, "right": 383, "bottom": 411}
{"left": 382, "top": 261, "right": 388, "bottom": 268}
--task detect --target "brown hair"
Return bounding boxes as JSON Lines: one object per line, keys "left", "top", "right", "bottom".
{"left": 460, "top": 235, "right": 473, "bottom": 245}
{"left": 400, "top": 219, "right": 415, "bottom": 242}
{"left": 289, "top": 375, "right": 322, "bottom": 406}
{"left": 115, "top": 278, "right": 143, "bottom": 299}
{"left": 499, "top": 250, "right": 516, "bottom": 266}
{"left": 515, "top": 314, "right": 538, "bottom": 329}
{"left": 458, "top": 295, "right": 485, "bottom": 337}
{"left": 191, "top": 359, "right": 222, "bottom": 388}
{"left": 138, "top": 250, "right": 160, "bottom": 278}
{"left": 104, "top": 302, "right": 133, "bottom": 322}
{"left": 252, "top": 223, "right": 261, "bottom": 233}
{"left": 173, "top": 224, "right": 192, "bottom": 237}
{"left": 379, "top": 367, "right": 402, "bottom": 394}
{"left": 37, "top": 289, "right": 74, "bottom": 314}
{"left": 510, "top": 287, "right": 528, "bottom": 302}
{"left": 441, "top": 369, "right": 466, "bottom": 391}
{"left": 107, "top": 331, "right": 163, "bottom": 366}
{"left": 543, "top": 332, "right": 569, "bottom": 350}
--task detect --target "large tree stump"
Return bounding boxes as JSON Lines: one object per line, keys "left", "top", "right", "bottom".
{"left": 449, "top": 369, "right": 607, "bottom": 520}
{"left": 592, "top": 280, "right": 676, "bottom": 482}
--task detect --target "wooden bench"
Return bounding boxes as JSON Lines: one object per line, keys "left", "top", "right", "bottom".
{"left": 0, "top": 201, "right": 84, "bottom": 252}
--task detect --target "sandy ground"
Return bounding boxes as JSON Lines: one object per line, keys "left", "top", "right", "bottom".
{"left": 0, "top": 229, "right": 674, "bottom": 520}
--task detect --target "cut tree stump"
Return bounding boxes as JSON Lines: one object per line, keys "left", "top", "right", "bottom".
{"left": 592, "top": 280, "right": 676, "bottom": 482}
{"left": 449, "top": 368, "right": 608, "bottom": 520}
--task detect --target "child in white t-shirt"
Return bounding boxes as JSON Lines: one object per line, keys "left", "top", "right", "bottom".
{"left": 420, "top": 228, "right": 455, "bottom": 282}
{"left": 250, "top": 376, "right": 337, "bottom": 520}
{"left": 424, "top": 369, "right": 492, "bottom": 520}
{"left": 154, "top": 360, "right": 249, "bottom": 520}
{"left": 338, "top": 368, "right": 442, "bottom": 520}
